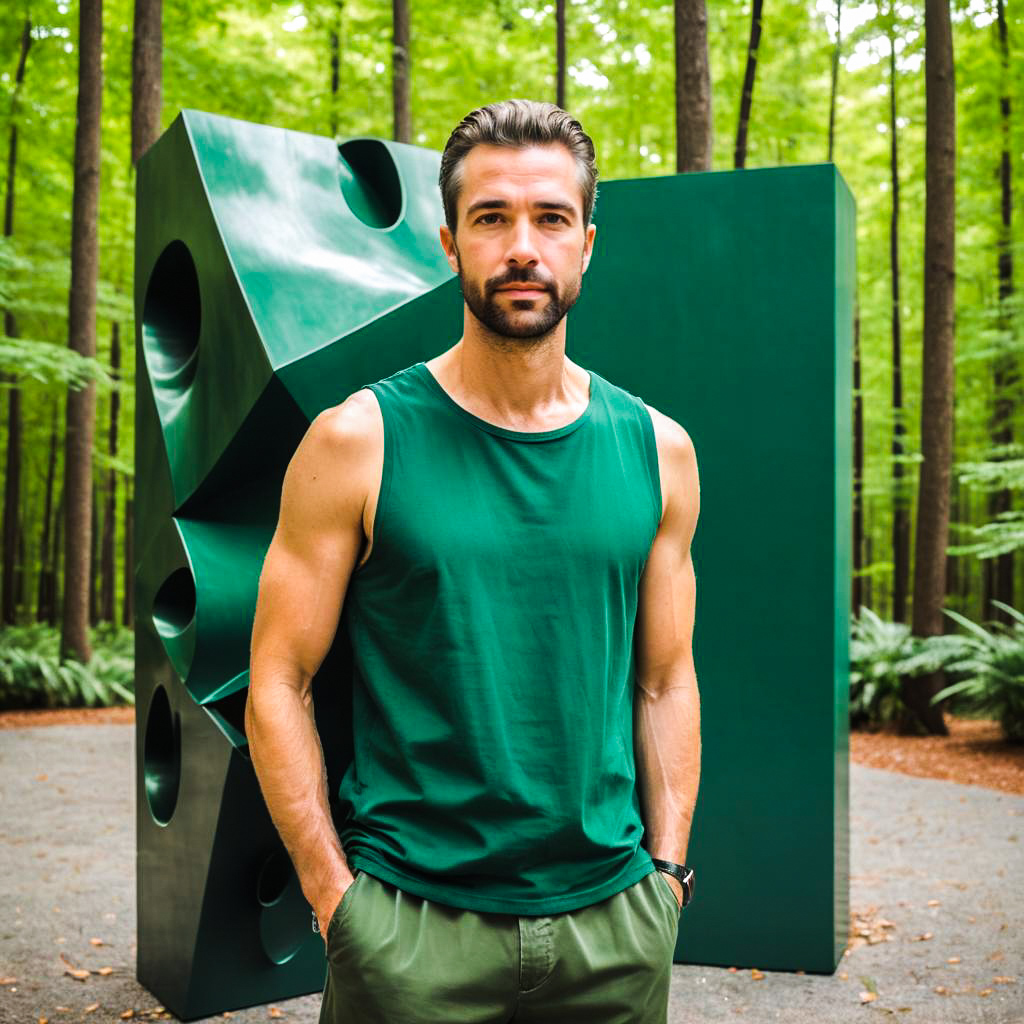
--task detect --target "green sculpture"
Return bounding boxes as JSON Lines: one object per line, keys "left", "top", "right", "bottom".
{"left": 135, "top": 108, "right": 853, "bottom": 1019}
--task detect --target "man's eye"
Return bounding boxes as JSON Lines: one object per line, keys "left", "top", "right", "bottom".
{"left": 477, "top": 213, "right": 502, "bottom": 225}
{"left": 540, "top": 213, "right": 567, "bottom": 224}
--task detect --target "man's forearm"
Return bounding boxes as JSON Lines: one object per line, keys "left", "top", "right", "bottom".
{"left": 245, "top": 674, "right": 353, "bottom": 909}
{"left": 634, "top": 669, "right": 701, "bottom": 863}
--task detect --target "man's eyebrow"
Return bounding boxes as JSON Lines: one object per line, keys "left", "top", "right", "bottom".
{"left": 465, "top": 198, "right": 578, "bottom": 217}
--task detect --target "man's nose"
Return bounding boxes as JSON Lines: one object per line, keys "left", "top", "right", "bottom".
{"left": 505, "top": 219, "right": 540, "bottom": 266}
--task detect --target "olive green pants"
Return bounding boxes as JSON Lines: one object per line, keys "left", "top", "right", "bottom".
{"left": 319, "top": 868, "right": 680, "bottom": 1024}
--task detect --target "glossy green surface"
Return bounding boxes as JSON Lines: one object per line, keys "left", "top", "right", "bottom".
{"left": 135, "top": 110, "right": 853, "bottom": 1018}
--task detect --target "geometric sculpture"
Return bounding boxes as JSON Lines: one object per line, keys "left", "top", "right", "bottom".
{"left": 135, "top": 108, "right": 854, "bottom": 1018}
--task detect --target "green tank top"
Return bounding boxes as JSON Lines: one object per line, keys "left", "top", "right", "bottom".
{"left": 337, "top": 360, "right": 663, "bottom": 914}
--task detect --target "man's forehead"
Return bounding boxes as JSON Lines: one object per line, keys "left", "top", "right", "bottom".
{"left": 459, "top": 143, "right": 580, "bottom": 198}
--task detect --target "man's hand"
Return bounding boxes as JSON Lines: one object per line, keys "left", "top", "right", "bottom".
{"left": 661, "top": 871, "right": 684, "bottom": 911}
{"left": 315, "top": 871, "right": 358, "bottom": 943}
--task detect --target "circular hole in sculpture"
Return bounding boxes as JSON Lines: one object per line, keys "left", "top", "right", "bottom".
{"left": 257, "top": 849, "right": 294, "bottom": 908}
{"left": 152, "top": 567, "right": 196, "bottom": 639}
{"left": 257, "top": 849, "right": 307, "bottom": 965}
{"left": 142, "top": 240, "right": 201, "bottom": 396}
{"left": 144, "top": 685, "right": 181, "bottom": 826}
{"left": 338, "top": 139, "right": 403, "bottom": 229}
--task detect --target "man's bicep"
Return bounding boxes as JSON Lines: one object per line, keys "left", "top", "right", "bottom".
{"left": 635, "top": 413, "right": 700, "bottom": 685}
{"left": 250, "top": 403, "right": 373, "bottom": 689}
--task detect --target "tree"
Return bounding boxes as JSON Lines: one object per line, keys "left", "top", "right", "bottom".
{"left": 827, "top": 0, "right": 841, "bottom": 162}
{"left": 131, "top": 0, "right": 162, "bottom": 165}
{"left": 903, "top": 0, "right": 955, "bottom": 735}
{"left": 392, "top": 0, "right": 411, "bottom": 143}
{"left": 674, "top": 0, "right": 712, "bottom": 172}
{"left": 61, "top": 0, "right": 103, "bottom": 663}
{"left": 99, "top": 323, "right": 119, "bottom": 621}
{"left": 2, "top": 17, "right": 33, "bottom": 625}
{"left": 556, "top": 0, "right": 567, "bottom": 109}
{"left": 734, "top": 0, "right": 763, "bottom": 169}
{"left": 886, "top": 3, "right": 910, "bottom": 625}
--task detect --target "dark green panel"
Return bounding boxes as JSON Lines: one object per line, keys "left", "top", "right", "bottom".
{"left": 573, "top": 164, "right": 854, "bottom": 971}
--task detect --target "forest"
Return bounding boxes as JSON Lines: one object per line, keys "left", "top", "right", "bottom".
{"left": 0, "top": 0, "right": 1021, "bottom": 737}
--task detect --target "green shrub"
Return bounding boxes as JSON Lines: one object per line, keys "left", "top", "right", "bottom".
{"left": 0, "top": 624, "right": 134, "bottom": 710}
{"left": 928, "top": 602, "right": 1024, "bottom": 744}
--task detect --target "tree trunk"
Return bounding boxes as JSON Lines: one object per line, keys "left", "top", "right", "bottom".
{"left": 733, "top": 0, "right": 763, "bottom": 169}
{"left": 987, "top": 0, "right": 1016, "bottom": 624}
{"left": 122, "top": 490, "right": 134, "bottom": 628}
{"left": 51, "top": 486, "right": 63, "bottom": 628}
{"left": 853, "top": 301, "right": 864, "bottom": 615}
{"left": 61, "top": 0, "right": 103, "bottom": 664}
{"left": 100, "top": 321, "right": 119, "bottom": 622}
{"left": 556, "top": 0, "right": 567, "bottom": 109}
{"left": 36, "top": 403, "right": 58, "bottom": 623}
{"left": 89, "top": 480, "right": 100, "bottom": 626}
{"left": 828, "top": 0, "right": 841, "bottom": 162}
{"left": 2, "top": 18, "right": 32, "bottom": 626}
{"left": 888, "top": 11, "right": 910, "bottom": 625}
{"left": 902, "top": 0, "right": 955, "bottom": 736}
{"left": 329, "top": 0, "right": 343, "bottom": 138}
{"left": 674, "top": 0, "right": 712, "bottom": 172}
{"left": 391, "top": 0, "right": 411, "bottom": 144}
{"left": 131, "top": 0, "right": 162, "bottom": 165}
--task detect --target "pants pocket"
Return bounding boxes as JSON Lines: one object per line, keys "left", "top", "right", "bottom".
{"left": 326, "top": 869, "right": 364, "bottom": 946}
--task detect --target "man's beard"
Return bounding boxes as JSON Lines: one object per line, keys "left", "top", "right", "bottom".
{"left": 456, "top": 256, "right": 584, "bottom": 341}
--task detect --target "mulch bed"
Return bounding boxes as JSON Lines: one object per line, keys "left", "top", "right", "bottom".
{"left": 2, "top": 707, "right": 1022, "bottom": 796}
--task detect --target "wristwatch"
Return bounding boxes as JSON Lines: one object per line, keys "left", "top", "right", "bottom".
{"left": 651, "top": 858, "right": 695, "bottom": 908}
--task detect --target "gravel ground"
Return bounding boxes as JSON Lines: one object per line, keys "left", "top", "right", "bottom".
{"left": 1, "top": 724, "right": 1022, "bottom": 1024}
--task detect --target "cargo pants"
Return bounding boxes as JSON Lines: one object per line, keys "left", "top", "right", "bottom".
{"left": 319, "top": 867, "right": 681, "bottom": 1024}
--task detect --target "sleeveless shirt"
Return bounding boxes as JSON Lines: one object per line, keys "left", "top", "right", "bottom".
{"left": 336, "top": 360, "right": 663, "bottom": 914}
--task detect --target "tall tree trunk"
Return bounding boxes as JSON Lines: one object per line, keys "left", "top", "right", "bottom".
{"left": 828, "top": 0, "right": 841, "bottom": 162}
{"left": 122, "top": 490, "right": 134, "bottom": 627}
{"left": 674, "top": 0, "right": 712, "bottom": 172}
{"left": 36, "top": 403, "right": 58, "bottom": 623}
{"left": 556, "top": 0, "right": 567, "bottom": 109}
{"left": 100, "top": 322, "right": 119, "bottom": 622}
{"left": 328, "top": 0, "right": 343, "bottom": 137}
{"left": 888, "top": 11, "right": 910, "bottom": 624}
{"left": 51, "top": 486, "right": 63, "bottom": 628}
{"left": 902, "top": 0, "right": 955, "bottom": 736}
{"left": 986, "top": 0, "right": 1016, "bottom": 624}
{"left": 733, "top": 0, "right": 763, "bottom": 169}
{"left": 853, "top": 301, "right": 864, "bottom": 614}
{"left": 61, "top": 0, "right": 103, "bottom": 664}
{"left": 2, "top": 18, "right": 32, "bottom": 626}
{"left": 89, "top": 479, "right": 100, "bottom": 626}
{"left": 131, "top": 0, "right": 161, "bottom": 165}
{"left": 391, "top": 0, "right": 411, "bottom": 144}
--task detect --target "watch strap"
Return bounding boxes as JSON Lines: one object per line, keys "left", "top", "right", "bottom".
{"left": 651, "top": 858, "right": 695, "bottom": 907}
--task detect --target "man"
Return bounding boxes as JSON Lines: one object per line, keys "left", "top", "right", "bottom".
{"left": 246, "top": 99, "right": 701, "bottom": 1024}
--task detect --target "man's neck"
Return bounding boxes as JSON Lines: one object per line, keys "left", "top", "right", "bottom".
{"left": 428, "top": 314, "right": 589, "bottom": 431}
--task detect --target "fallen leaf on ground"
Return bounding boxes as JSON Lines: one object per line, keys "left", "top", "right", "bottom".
{"left": 927, "top": 900, "right": 940, "bottom": 907}
{"left": 858, "top": 992, "right": 877, "bottom": 1004}
{"left": 993, "top": 976, "right": 1016, "bottom": 984}
{"left": 36, "top": 774, "right": 47, "bottom": 781}
{"left": 120, "top": 1012, "right": 134, "bottom": 1020}
{"left": 0, "top": 977, "right": 15, "bottom": 984}
{"left": 89, "top": 938, "right": 104, "bottom": 947}
{"left": 63, "top": 969, "right": 89, "bottom": 982}
{"left": 838, "top": 972, "right": 848, "bottom": 981}
{"left": 95, "top": 968, "right": 114, "bottom": 977}
{"left": 980, "top": 989, "right": 993, "bottom": 996}
{"left": 947, "top": 956, "right": 962, "bottom": 964}
{"left": 84, "top": 1005, "right": 99, "bottom": 1013}
{"left": 911, "top": 933, "right": 934, "bottom": 942}
{"left": 268, "top": 1007, "right": 284, "bottom": 1018}
{"left": 934, "top": 986, "right": 950, "bottom": 996}
{"left": 38, "top": 1017, "right": 48, "bottom": 1024}
{"left": 750, "top": 969, "right": 764, "bottom": 981}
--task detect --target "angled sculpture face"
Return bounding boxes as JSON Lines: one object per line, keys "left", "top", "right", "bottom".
{"left": 135, "top": 109, "right": 853, "bottom": 1018}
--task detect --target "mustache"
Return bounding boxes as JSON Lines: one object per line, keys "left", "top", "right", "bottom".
{"left": 485, "top": 269, "right": 556, "bottom": 294}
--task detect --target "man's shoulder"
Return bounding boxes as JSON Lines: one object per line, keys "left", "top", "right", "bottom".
{"left": 299, "top": 388, "right": 383, "bottom": 472}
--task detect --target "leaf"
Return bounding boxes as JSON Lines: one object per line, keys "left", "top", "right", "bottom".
{"left": 64, "top": 968, "right": 90, "bottom": 981}
{"left": 268, "top": 1008, "right": 285, "bottom": 1018}
{"left": 84, "top": 1005, "right": 100, "bottom": 1013}
{"left": 859, "top": 991, "right": 877, "bottom": 1003}
{"left": 96, "top": 967, "right": 114, "bottom": 976}
{"left": 89, "top": 937, "right": 104, "bottom": 946}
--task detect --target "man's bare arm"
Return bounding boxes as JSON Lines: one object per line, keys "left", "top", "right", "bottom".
{"left": 245, "top": 389, "right": 381, "bottom": 939}
{"left": 634, "top": 408, "right": 701, "bottom": 908}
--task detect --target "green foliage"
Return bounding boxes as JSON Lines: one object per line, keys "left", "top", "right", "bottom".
{"left": 0, "top": 624, "right": 135, "bottom": 709}
{"left": 928, "top": 602, "right": 1024, "bottom": 745}
{"left": 849, "top": 606, "right": 919, "bottom": 728}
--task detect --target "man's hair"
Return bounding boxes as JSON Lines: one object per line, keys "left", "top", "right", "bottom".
{"left": 439, "top": 99, "right": 598, "bottom": 234}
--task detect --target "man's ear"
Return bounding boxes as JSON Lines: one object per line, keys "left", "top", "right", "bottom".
{"left": 581, "top": 223, "right": 597, "bottom": 274}
{"left": 439, "top": 225, "right": 460, "bottom": 275}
